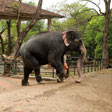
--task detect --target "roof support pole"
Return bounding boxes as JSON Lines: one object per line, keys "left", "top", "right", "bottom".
{"left": 48, "top": 18, "right": 51, "bottom": 31}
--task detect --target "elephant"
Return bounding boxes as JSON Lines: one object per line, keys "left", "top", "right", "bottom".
{"left": 20, "top": 30, "right": 86, "bottom": 86}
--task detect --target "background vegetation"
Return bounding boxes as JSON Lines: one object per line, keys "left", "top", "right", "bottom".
{"left": 0, "top": 0, "right": 112, "bottom": 60}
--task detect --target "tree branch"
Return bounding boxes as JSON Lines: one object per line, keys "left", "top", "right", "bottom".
{"left": 82, "top": 0, "right": 105, "bottom": 15}
{"left": 21, "top": 0, "right": 43, "bottom": 38}
{"left": 0, "top": 27, "right": 7, "bottom": 35}
{"left": 0, "top": 27, "right": 7, "bottom": 55}
{"left": 72, "top": 8, "right": 100, "bottom": 17}
{"left": 14, "top": 0, "right": 43, "bottom": 57}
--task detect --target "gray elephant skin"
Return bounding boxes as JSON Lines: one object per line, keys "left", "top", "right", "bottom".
{"left": 20, "top": 30, "right": 86, "bottom": 86}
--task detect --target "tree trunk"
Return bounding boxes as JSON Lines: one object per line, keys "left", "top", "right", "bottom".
{"left": 0, "top": 35, "right": 5, "bottom": 55}
{"left": 7, "top": 20, "right": 11, "bottom": 55}
{"left": 14, "top": 0, "right": 43, "bottom": 58}
{"left": 0, "top": 28, "right": 7, "bottom": 55}
{"left": 48, "top": 18, "right": 52, "bottom": 31}
{"left": 102, "top": 0, "right": 111, "bottom": 67}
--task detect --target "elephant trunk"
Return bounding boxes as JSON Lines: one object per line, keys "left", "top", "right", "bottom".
{"left": 80, "top": 41, "right": 87, "bottom": 63}
{"left": 76, "top": 41, "right": 86, "bottom": 82}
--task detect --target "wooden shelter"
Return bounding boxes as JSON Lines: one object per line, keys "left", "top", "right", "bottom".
{"left": 0, "top": 0, "right": 64, "bottom": 30}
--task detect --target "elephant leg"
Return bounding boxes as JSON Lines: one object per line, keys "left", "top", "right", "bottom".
{"left": 48, "top": 55, "right": 64, "bottom": 82}
{"left": 23, "top": 55, "right": 42, "bottom": 84}
{"left": 22, "top": 66, "right": 33, "bottom": 86}
{"left": 27, "top": 56, "right": 42, "bottom": 84}
{"left": 55, "top": 61, "right": 65, "bottom": 82}
{"left": 50, "top": 60, "right": 64, "bottom": 82}
{"left": 34, "top": 66, "right": 43, "bottom": 84}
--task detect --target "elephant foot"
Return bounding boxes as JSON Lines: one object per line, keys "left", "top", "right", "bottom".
{"left": 56, "top": 76, "right": 63, "bottom": 83}
{"left": 36, "top": 76, "right": 43, "bottom": 84}
{"left": 38, "top": 79, "right": 43, "bottom": 84}
{"left": 22, "top": 80, "right": 29, "bottom": 86}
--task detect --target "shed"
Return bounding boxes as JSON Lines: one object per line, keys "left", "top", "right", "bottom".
{"left": 0, "top": 0, "right": 64, "bottom": 30}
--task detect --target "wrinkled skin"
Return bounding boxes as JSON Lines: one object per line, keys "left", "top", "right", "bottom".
{"left": 20, "top": 31, "right": 86, "bottom": 86}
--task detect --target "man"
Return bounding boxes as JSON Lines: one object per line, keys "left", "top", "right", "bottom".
{"left": 64, "top": 55, "right": 69, "bottom": 78}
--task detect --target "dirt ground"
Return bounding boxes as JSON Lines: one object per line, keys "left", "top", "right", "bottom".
{"left": 0, "top": 69, "right": 112, "bottom": 112}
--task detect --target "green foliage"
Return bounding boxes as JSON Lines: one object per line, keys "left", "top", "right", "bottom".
{"left": 0, "top": 19, "right": 45, "bottom": 55}
{"left": 25, "top": 20, "right": 46, "bottom": 41}
{"left": 0, "top": 0, "right": 112, "bottom": 60}
{"left": 84, "top": 16, "right": 104, "bottom": 58}
{"left": 51, "top": 1, "right": 112, "bottom": 59}
{"left": 27, "top": 1, "right": 36, "bottom": 6}
{"left": 53, "top": 2, "right": 95, "bottom": 33}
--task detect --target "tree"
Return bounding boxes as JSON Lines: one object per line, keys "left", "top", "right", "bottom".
{"left": 102, "top": 0, "right": 111, "bottom": 65}
{"left": 0, "top": 20, "right": 8, "bottom": 55}
{"left": 51, "top": 0, "right": 112, "bottom": 62}
{"left": 81, "top": 0, "right": 112, "bottom": 66}
{"left": 84, "top": 16, "right": 104, "bottom": 58}
{"left": 0, "top": 28, "right": 7, "bottom": 55}
{"left": 0, "top": 1, "right": 45, "bottom": 57}
{"left": 24, "top": 20, "right": 46, "bottom": 41}
{"left": 13, "top": 0, "right": 43, "bottom": 57}
{"left": 108, "top": 13, "right": 112, "bottom": 59}
{"left": 7, "top": 20, "right": 11, "bottom": 55}
{"left": 51, "top": 1, "right": 95, "bottom": 34}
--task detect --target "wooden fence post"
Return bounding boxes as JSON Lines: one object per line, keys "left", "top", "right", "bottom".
{"left": 13, "top": 59, "right": 17, "bottom": 75}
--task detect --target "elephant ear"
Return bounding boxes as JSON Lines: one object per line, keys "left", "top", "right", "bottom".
{"left": 62, "top": 31, "right": 72, "bottom": 46}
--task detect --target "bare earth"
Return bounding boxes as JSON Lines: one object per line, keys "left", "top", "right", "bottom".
{"left": 0, "top": 69, "right": 112, "bottom": 112}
